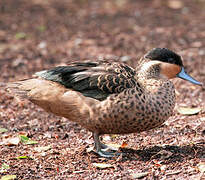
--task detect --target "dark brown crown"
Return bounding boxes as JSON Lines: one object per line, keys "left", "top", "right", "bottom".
{"left": 145, "top": 48, "right": 183, "bottom": 66}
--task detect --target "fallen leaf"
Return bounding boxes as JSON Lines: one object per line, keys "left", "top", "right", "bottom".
{"left": 200, "top": 117, "right": 205, "bottom": 121}
{"left": 110, "top": 134, "right": 118, "bottom": 139}
{"left": 34, "top": 145, "right": 51, "bottom": 152}
{"left": 15, "top": 32, "right": 26, "bottom": 39}
{"left": 177, "top": 107, "right": 201, "bottom": 115}
{"left": 103, "top": 135, "right": 111, "bottom": 141}
{"left": 43, "top": 132, "right": 52, "bottom": 138}
{"left": 11, "top": 58, "right": 25, "bottom": 68}
{"left": 86, "top": 146, "right": 94, "bottom": 153}
{"left": 73, "top": 170, "right": 87, "bottom": 174}
{"left": 19, "top": 135, "right": 38, "bottom": 145}
{"left": 131, "top": 172, "right": 149, "bottom": 179}
{"left": 120, "top": 56, "right": 131, "bottom": 62}
{"left": 153, "top": 160, "right": 162, "bottom": 167}
{"left": 167, "top": 0, "right": 183, "bottom": 9}
{"left": 92, "top": 163, "right": 113, "bottom": 169}
{"left": 166, "top": 170, "right": 182, "bottom": 176}
{"left": 54, "top": 134, "right": 59, "bottom": 139}
{"left": 0, "top": 127, "right": 8, "bottom": 134}
{"left": 106, "top": 143, "right": 120, "bottom": 151}
{"left": 160, "top": 165, "right": 166, "bottom": 172}
{"left": 40, "top": 152, "right": 47, "bottom": 157}
{"left": 197, "top": 162, "right": 205, "bottom": 173}
{"left": 0, "top": 163, "right": 10, "bottom": 173}
{"left": 120, "top": 142, "right": 128, "bottom": 148}
{"left": 191, "top": 41, "right": 202, "bottom": 48}
{"left": 0, "top": 175, "right": 16, "bottom": 180}
{"left": 16, "top": 156, "right": 31, "bottom": 159}
{"left": 18, "top": 131, "right": 28, "bottom": 136}
{"left": 37, "top": 25, "right": 46, "bottom": 32}
{"left": 0, "top": 136, "right": 20, "bottom": 146}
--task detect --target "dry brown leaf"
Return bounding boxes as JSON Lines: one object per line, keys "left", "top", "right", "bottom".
{"left": 166, "top": 170, "right": 182, "bottom": 176}
{"left": 106, "top": 143, "right": 121, "bottom": 150}
{"left": 153, "top": 160, "right": 162, "bottom": 167}
{"left": 0, "top": 136, "right": 20, "bottom": 146}
{"left": 167, "top": 0, "right": 183, "bottom": 9}
{"left": 92, "top": 163, "right": 113, "bottom": 169}
{"left": 197, "top": 162, "right": 205, "bottom": 173}
{"left": 191, "top": 41, "right": 202, "bottom": 48}
{"left": 34, "top": 145, "right": 51, "bottom": 152}
{"left": 120, "top": 142, "right": 128, "bottom": 148}
{"left": 131, "top": 172, "right": 149, "bottom": 179}
{"left": 1, "top": 175, "right": 17, "bottom": 180}
{"left": 177, "top": 107, "right": 201, "bottom": 115}
{"left": 86, "top": 146, "right": 94, "bottom": 153}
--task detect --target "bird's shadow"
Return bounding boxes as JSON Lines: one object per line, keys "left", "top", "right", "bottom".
{"left": 118, "top": 142, "right": 205, "bottom": 163}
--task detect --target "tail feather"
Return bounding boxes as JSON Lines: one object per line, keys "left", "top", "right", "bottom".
{"left": 5, "top": 79, "right": 47, "bottom": 100}
{"left": 2, "top": 78, "right": 99, "bottom": 126}
{"left": 5, "top": 81, "right": 28, "bottom": 99}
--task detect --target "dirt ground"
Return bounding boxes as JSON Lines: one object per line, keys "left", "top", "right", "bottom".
{"left": 0, "top": 0, "right": 205, "bottom": 179}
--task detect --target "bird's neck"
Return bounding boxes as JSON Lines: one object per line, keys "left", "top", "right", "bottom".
{"left": 136, "top": 60, "right": 176, "bottom": 101}
{"left": 137, "top": 59, "right": 169, "bottom": 81}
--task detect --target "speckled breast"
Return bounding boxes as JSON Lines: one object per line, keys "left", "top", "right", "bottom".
{"left": 83, "top": 80, "right": 176, "bottom": 134}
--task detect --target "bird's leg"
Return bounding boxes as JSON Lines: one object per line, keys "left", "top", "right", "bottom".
{"left": 93, "top": 132, "right": 121, "bottom": 158}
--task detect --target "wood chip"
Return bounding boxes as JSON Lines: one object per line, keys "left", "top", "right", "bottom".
{"left": 131, "top": 172, "right": 149, "bottom": 179}
{"left": 177, "top": 107, "right": 201, "bottom": 115}
{"left": 92, "top": 163, "right": 113, "bottom": 169}
{"left": 167, "top": 0, "right": 183, "bottom": 9}
{"left": 197, "top": 162, "right": 205, "bottom": 173}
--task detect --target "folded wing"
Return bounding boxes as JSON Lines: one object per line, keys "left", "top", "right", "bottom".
{"left": 36, "top": 61, "right": 138, "bottom": 101}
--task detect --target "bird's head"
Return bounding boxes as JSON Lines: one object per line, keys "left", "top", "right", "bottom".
{"left": 141, "top": 48, "right": 202, "bottom": 86}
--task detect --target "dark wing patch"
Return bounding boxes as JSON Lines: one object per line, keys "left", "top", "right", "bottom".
{"left": 36, "top": 61, "right": 138, "bottom": 101}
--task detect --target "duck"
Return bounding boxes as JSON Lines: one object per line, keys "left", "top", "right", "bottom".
{"left": 7, "top": 48, "right": 202, "bottom": 157}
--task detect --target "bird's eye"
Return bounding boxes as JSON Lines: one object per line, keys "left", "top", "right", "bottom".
{"left": 167, "top": 58, "right": 174, "bottom": 63}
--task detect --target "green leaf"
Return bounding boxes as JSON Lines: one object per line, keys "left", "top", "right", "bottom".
{"left": 37, "top": 25, "right": 46, "bottom": 32}
{"left": 1, "top": 175, "right": 16, "bottom": 180}
{"left": 15, "top": 32, "right": 26, "bottom": 39}
{"left": 0, "top": 163, "right": 10, "bottom": 173}
{"left": 0, "top": 127, "right": 8, "bottom": 134}
{"left": 177, "top": 107, "right": 201, "bottom": 115}
{"left": 19, "top": 135, "right": 38, "bottom": 145}
{"left": 16, "top": 155, "right": 30, "bottom": 159}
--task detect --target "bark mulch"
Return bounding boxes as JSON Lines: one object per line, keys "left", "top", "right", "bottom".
{"left": 0, "top": 0, "right": 205, "bottom": 179}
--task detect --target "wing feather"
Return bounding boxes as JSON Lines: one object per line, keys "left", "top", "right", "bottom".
{"left": 36, "top": 61, "right": 139, "bottom": 100}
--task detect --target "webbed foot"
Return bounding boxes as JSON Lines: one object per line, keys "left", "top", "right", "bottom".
{"left": 93, "top": 132, "right": 123, "bottom": 158}
{"left": 96, "top": 149, "right": 122, "bottom": 158}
